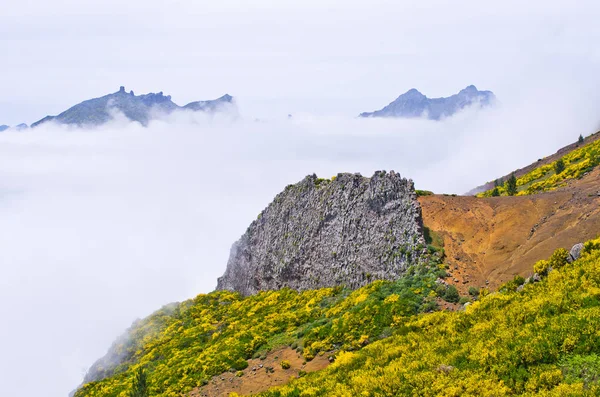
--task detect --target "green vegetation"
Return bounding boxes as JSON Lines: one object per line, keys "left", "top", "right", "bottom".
{"left": 506, "top": 173, "right": 517, "bottom": 196}
{"left": 579, "top": 134, "right": 585, "bottom": 144}
{"left": 75, "top": 249, "right": 447, "bottom": 397}
{"left": 128, "top": 368, "right": 148, "bottom": 397}
{"left": 74, "top": 227, "right": 600, "bottom": 396}
{"left": 416, "top": 189, "right": 434, "bottom": 197}
{"left": 478, "top": 136, "right": 600, "bottom": 197}
{"left": 259, "top": 238, "right": 600, "bottom": 396}
{"left": 554, "top": 158, "right": 566, "bottom": 175}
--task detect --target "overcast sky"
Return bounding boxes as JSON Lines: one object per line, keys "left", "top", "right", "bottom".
{"left": 2, "top": 1, "right": 600, "bottom": 397}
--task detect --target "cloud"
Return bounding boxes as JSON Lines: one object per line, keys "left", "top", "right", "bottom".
{"left": 0, "top": 84, "right": 599, "bottom": 396}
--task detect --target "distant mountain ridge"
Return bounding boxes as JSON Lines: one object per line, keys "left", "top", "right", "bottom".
{"left": 0, "top": 123, "right": 29, "bottom": 131}
{"left": 31, "top": 86, "right": 234, "bottom": 128}
{"left": 360, "top": 85, "right": 496, "bottom": 120}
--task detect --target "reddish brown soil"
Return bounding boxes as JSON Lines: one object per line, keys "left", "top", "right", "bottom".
{"left": 420, "top": 166, "right": 600, "bottom": 292}
{"left": 189, "top": 348, "right": 333, "bottom": 397}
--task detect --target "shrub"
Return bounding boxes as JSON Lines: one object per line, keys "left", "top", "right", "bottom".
{"left": 468, "top": 287, "right": 479, "bottom": 297}
{"left": 560, "top": 354, "right": 600, "bottom": 387}
{"left": 506, "top": 173, "right": 518, "bottom": 196}
{"left": 443, "top": 285, "right": 460, "bottom": 303}
{"left": 554, "top": 158, "right": 566, "bottom": 174}
{"left": 578, "top": 134, "right": 584, "bottom": 144}
{"left": 491, "top": 187, "right": 500, "bottom": 197}
{"left": 534, "top": 259, "right": 550, "bottom": 275}
{"left": 231, "top": 357, "right": 249, "bottom": 371}
{"left": 548, "top": 248, "right": 569, "bottom": 270}
{"left": 128, "top": 367, "right": 148, "bottom": 397}
{"left": 583, "top": 238, "right": 600, "bottom": 255}
{"left": 415, "top": 190, "right": 434, "bottom": 197}
{"left": 280, "top": 360, "right": 291, "bottom": 370}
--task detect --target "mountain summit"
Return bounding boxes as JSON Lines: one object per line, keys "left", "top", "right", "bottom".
{"left": 359, "top": 85, "right": 496, "bottom": 120}
{"left": 31, "top": 86, "right": 234, "bottom": 128}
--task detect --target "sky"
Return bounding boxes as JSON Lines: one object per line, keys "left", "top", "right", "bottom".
{"left": 2, "top": 1, "right": 600, "bottom": 396}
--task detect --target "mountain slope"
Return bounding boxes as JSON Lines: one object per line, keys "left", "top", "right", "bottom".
{"left": 31, "top": 87, "right": 234, "bottom": 127}
{"left": 258, "top": 238, "right": 600, "bottom": 397}
{"left": 467, "top": 131, "right": 600, "bottom": 196}
{"left": 420, "top": 167, "right": 600, "bottom": 292}
{"left": 359, "top": 85, "right": 495, "bottom": 120}
{"left": 75, "top": 257, "right": 445, "bottom": 397}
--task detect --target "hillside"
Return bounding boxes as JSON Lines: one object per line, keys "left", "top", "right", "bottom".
{"left": 31, "top": 87, "right": 234, "bottom": 128}
{"left": 467, "top": 131, "right": 600, "bottom": 196}
{"left": 75, "top": 252, "right": 448, "bottom": 397}
{"left": 75, "top": 238, "right": 600, "bottom": 397}
{"left": 359, "top": 85, "right": 495, "bottom": 120}
{"left": 420, "top": 165, "right": 600, "bottom": 292}
{"left": 74, "top": 133, "right": 600, "bottom": 397}
{"left": 257, "top": 238, "right": 600, "bottom": 397}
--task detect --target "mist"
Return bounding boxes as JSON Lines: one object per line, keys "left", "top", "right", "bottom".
{"left": 1, "top": 85, "right": 599, "bottom": 396}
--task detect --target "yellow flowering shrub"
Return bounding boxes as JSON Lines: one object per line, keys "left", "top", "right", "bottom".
{"left": 259, "top": 238, "right": 600, "bottom": 396}
{"left": 478, "top": 137, "right": 600, "bottom": 197}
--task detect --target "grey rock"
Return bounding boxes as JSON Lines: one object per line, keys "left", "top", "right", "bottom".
{"left": 516, "top": 284, "right": 525, "bottom": 292}
{"left": 531, "top": 273, "right": 542, "bottom": 282}
{"left": 359, "top": 85, "right": 496, "bottom": 120}
{"left": 568, "top": 243, "right": 584, "bottom": 263}
{"left": 216, "top": 171, "right": 426, "bottom": 295}
{"left": 31, "top": 87, "right": 235, "bottom": 128}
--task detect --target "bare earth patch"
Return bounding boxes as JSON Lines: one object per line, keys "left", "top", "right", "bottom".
{"left": 189, "top": 347, "right": 333, "bottom": 397}
{"left": 420, "top": 167, "right": 600, "bottom": 292}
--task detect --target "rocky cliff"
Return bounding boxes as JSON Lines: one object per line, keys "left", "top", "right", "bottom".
{"left": 217, "top": 171, "right": 426, "bottom": 295}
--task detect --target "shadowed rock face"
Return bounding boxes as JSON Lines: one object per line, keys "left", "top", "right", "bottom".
{"left": 217, "top": 171, "right": 426, "bottom": 296}
{"left": 359, "top": 85, "right": 496, "bottom": 120}
{"left": 31, "top": 87, "right": 234, "bottom": 128}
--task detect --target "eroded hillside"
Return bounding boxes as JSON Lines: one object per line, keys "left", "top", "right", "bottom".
{"left": 420, "top": 166, "right": 600, "bottom": 291}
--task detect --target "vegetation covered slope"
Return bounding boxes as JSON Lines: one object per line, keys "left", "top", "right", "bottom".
{"left": 258, "top": 238, "right": 600, "bottom": 397}
{"left": 467, "top": 131, "right": 600, "bottom": 196}
{"left": 478, "top": 135, "right": 600, "bottom": 197}
{"left": 75, "top": 249, "right": 449, "bottom": 397}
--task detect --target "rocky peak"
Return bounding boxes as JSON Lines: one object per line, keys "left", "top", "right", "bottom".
{"left": 359, "top": 85, "right": 496, "bottom": 120}
{"left": 31, "top": 87, "right": 235, "bottom": 128}
{"left": 216, "top": 170, "right": 426, "bottom": 296}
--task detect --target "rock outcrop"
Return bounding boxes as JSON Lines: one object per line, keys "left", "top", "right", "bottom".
{"left": 359, "top": 85, "right": 495, "bottom": 120}
{"left": 31, "top": 87, "right": 234, "bottom": 128}
{"left": 217, "top": 171, "right": 426, "bottom": 295}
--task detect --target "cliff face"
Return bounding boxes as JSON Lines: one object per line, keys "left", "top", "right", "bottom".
{"left": 217, "top": 171, "right": 426, "bottom": 295}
